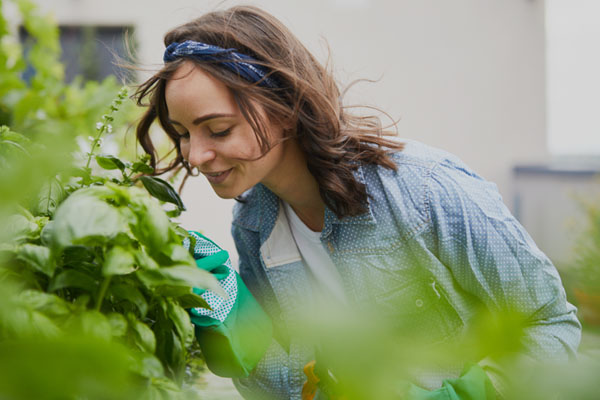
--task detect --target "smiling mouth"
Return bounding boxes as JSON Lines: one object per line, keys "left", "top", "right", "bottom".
{"left": 202, "top": 168, "right": 232, "bottom": 184}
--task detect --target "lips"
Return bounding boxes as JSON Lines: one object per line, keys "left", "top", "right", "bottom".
{"left": 202, "top": 168, "right": 232, "bottom": 184}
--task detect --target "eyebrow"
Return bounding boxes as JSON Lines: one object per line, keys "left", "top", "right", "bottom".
{"left": 169, "top": 113, "right": 236, "bottom": 127}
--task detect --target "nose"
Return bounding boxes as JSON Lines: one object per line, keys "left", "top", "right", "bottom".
{"left": 185, "top": 135, "right": 217, "bottom": 167}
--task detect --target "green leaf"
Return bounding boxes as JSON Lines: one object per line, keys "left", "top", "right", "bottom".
{"left": 16, "top": 243, "right": 55, "bottom": 276}
{"left": 129, "top": 196, "right": 170, "bottom": 249}
{"left": 131, "top": 161, "right": 154, "bottom": 174}
{"left": 40, "top": 220, "right": 54, "bottom": 246}
{"left": 69, "top": 310, "right": 112, "bottom": 340}
{"left": 147, "top": 376, "right": 183, "bottom": 397}
{"left": 6, "top": 309, "right": 62, "bottom": 339}
{"left": 130, "top": 352, "right": 165, "bottom": 379}
{"left": 151, "top": 286, "right": 210, "bottom": 309}
{"left": 61, "top": 245, "right": 94, "bottom": 265}
{"left": 33, "top": 177, "right": 66, "bottom": 217}
{"left": 73, "top": 294, "right": 91, "bottom": 311}
{"left": 162, "top": 243, "right": 195, "bottom": 265}
{"left": 0, "top": 139, "right": 29, "bottom": 154}
{"left": 130, "top": 318, "right": 156, "bottom": 353}
{"left": 160, "top": 266, "right": 224, "bottom": 295}
{"left": 51, "top": 190, "right": 129, "bottom": 249}
{"left": 17, "top": 290, "right": 71, "bottom": 319}
{"left": 106, "top": 312, "right": 128, "bottom": 337}
{"left": 134, "top": 248, "right": 159, "bottom": 270}
{"left": 166, "top": 208, "right": 182, "bottom": 218}
{"left": 72, "top": 166, "right": 92, "bottom": 186}
{"left": 103, "top": 246, "right": 135, "bottom": 276}
{"left": 48, "top": 269, "right": 98, "bottom": 292}
{"left": 167, "top": 331, "right": 185, "bottom": 382}
{"left": 96, "top": 154, "right": 126, "bottom": 171}
{"left": 136, "top": 266, "right": 224, "bottom": 296}
{"left": 110, "top": 283, "right": 148, "bottom": 318}
{"left": 165, "top": 299, "right": 193, "bottom": 345}
{"left": 139, "top": 176, "right": 185, "bottom": 210}
{"left": 176, "top": 293, "right": 211, "bottom": 310}
{"left": 3, "top": 214, "right": 39, "bottom": 243}
{"left": 0, "top": 126, "right": 30, "bottom": 145}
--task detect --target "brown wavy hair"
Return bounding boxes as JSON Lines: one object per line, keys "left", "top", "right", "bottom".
{"left": 134, "top": 5, "right": 404, "bottom": 218}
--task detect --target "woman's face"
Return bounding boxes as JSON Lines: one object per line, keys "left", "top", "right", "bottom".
{"left": 164, "top": 61, "right": 288, "bottom": 199}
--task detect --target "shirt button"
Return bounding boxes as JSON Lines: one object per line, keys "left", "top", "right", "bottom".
{"left": 327, "top": 241, "right": 334, "bottom": 252}
{"left": 415, "top": 299, "right": 424, "bottom": 308}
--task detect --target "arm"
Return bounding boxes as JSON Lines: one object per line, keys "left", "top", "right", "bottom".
{"left": 426, "top": 158, "right": 581, "bottom": 394}
{"left": 229, "top": 226, "right": 297, "bottom": 400}
{"left": 184, "top": 231, "right": 273, "bottom": 378}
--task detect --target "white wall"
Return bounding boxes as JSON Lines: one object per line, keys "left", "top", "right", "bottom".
{"left": 545, "top": 0, "right": 600, "bottom": 156}
{"left": 23, "top": 0, "right": 548, "bottom": 265}
{"left": 514, "top": 168, "right": 600, "bottom": 265}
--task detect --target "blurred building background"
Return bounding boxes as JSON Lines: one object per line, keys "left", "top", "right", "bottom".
{"left": 10, "top": 0, "right": 600, "bottom": 268}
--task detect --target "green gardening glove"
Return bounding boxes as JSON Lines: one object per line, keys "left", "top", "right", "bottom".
{"left": 401, "top": 363, "right": 497, "bottom": 400}
{"left": 184, "top": 231, "right": 273, "bottom": 378}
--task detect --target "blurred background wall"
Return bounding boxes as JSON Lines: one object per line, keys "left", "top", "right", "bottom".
{"left": 12, "top": 0, "right": 600, "bottom": 268}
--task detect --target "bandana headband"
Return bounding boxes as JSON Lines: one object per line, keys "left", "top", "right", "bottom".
{"left": 163, "top": 40, "right": 277, "bottom": 87}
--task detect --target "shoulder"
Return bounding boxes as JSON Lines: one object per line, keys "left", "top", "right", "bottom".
{"left": 391, "top": 140, "right": 510, "bottom": 238}
{"left": 367, "top": 138, "right": 497, "bottom": 196}
{"left": 362, "top": 138, "right": 469, "bottom": 186}
{"left": 389, "top": 138, "right": 474, "bottom": 173}
{"left": 361, "top": 138, "right": 472, "bottom": 206}
{"left": 361, "top": 139, "right": 504, "bottom": 235}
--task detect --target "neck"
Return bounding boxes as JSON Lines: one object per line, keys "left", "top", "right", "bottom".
{"left": 263, "top": 141, "right": 325, "bottom": 232}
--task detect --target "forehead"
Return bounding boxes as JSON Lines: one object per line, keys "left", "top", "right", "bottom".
{"left": 164, "top": 61, "right": 238, "bottom": 119}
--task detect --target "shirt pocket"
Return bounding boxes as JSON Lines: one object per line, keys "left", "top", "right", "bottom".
{"left": 374, "top": 276, "right": 463, "bottom": 344}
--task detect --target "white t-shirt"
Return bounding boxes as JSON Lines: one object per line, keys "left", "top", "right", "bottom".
{"left": 282, "top": 201, "right": 346, "bottom": 303}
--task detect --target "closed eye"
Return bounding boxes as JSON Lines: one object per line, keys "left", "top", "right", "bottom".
{"left": 210, "top": 128, "right": 231, "bottom": 138}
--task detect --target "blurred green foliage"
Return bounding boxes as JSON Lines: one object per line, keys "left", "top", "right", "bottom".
{"left": 0, "top": 0, "right": 136, "bottom": 136}
{"left": 294, "top": 298, "right": 600, "bottom": 400}
{"left": 573, "top": 198, "right": 600, "bottom": 294}
{"left": 0, "top": 0, "right": 214, "bottom": 399}
{"left": 570, "top": 196, "right": 600, "bottom": 329}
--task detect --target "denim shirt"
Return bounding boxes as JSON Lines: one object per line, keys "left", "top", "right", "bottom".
{"left": 230, "top": 139, "right": 581, "bottom": 400}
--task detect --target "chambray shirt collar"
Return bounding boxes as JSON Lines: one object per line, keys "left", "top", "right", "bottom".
{"left": 231, "top": 164, "right": 377, "bottom": 241}
{"left": 231, "top": 184, "right": 276, "bottom": 236}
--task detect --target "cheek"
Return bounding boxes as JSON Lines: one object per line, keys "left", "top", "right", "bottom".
{"left": 231, "top": 131, "right": 263, "bottom": 160}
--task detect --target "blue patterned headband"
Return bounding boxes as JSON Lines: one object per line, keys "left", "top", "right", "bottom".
{"left": 163, "top": 40, "right": 277, "bottom": 87}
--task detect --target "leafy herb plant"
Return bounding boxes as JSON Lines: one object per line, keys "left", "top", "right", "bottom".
{"left": 0, "top": 1, "right": 217, "bottom": 398}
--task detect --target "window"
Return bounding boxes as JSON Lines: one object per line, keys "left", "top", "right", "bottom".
{"left": 20, "top": 25, "right": 136, "bottom": 83}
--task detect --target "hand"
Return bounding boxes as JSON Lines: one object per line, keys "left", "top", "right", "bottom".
{"left": 302, "top": 360, "right": 347, "bottom": 400}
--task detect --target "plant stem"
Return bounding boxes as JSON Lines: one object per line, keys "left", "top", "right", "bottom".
{"left": 83, "top": 86, "right": 128, "bottom": 171}
{"left": 85, "top": 126, "right": 104, "bottom": 169}
{"left": 95, "top": 275, "right": 112, "bottom": 311}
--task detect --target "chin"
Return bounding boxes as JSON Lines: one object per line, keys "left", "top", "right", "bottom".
{"left": 210, "top": 178, "right": 256, "bottom": 200}
{"left": 212, "top": 187, "right": 243, "bottom": 200}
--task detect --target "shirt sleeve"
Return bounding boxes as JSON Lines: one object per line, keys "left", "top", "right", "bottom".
{"left": 427, "top": 158, "right": 581, "bottom": 393}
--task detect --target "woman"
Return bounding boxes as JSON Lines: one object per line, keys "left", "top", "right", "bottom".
{"left": 135, "top": 6, "right": 580, "bottom": 400}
